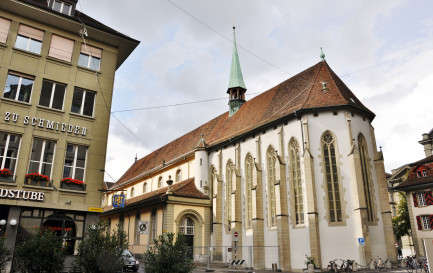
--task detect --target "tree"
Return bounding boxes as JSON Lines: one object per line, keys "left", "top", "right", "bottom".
{"left": 13, "top": 227, "right": 65, "bottom": 273}
{"left": 0, "top": 236, "right": 11, "bottom": 271}
{"left": 392, "top": 192, "right": 412, "bottom": 239}
{"left": 143, "top": 233, "right": 195, "bottom": 273}
{"left": 73, "top": 221, "right": 127, "bottom": 273}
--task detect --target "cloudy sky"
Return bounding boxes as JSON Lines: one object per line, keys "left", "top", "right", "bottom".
{"left": 78, "top": 0, "right": 433, "bottom": 181}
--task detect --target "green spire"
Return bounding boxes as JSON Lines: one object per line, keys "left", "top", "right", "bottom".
{"left": 228, "top": 27, "right": 246, "bottom": 90}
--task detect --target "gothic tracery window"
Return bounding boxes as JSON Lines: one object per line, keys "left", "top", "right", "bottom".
{"left": 226, "top": 160, "right": 235, "bottom": 230}
{"left": 245, "top": 154, "right": 254, "bottom": 229}
{"left": 267, "top": 147, "right": 277, "bottom": 227}
{"left": 289, "top": 138, "right": 304, "bottom": 225}
{"left": 322, "top": 131, "right": 342, "bottom": 223}
{"left": 358, "top": 134, "right": 375, "bottom": 222}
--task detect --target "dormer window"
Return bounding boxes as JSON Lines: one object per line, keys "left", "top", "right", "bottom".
{"left": 48, "top": 0, "right": 77, "bottom": 16}
{"left": 53, "top": 1, "right": 72, "bottom": 15}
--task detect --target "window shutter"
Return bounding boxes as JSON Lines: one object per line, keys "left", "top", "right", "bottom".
{"left": 80, "top": 44, "right": 102, "bottom": 58}
{"left": 49, "top": 35, "right": 74, "bottom": 62}
{"left": 18, "top": 24, "right": 44, "bottom": 41}
{"left": 416, "top": 216, "right": 422, "bottom": 230}
{"left": 425, "top": 191, "right": 433, "bottom": 206}
{"left": 429, "top": 215, "right": 433, "bottom": 230}
{"left": 0, "top": 17, "right": 11, "bottom": 44}
{"left": 413, "top": 193, "right": 419, "bottom": 207}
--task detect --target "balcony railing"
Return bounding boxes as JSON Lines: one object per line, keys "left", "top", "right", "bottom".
{"left": 24, "top": 178, "right": 53, "bottom": 187}
{"left": 0, "top": 175, "right": 15, "bottom": 183}
{"left": 60, "top": 181, "right": 86, "bottom": 191}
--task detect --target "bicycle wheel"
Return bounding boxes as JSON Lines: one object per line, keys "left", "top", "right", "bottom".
{"left": 416, "top": 263, "right": 423, "bottom": 273}
{"left": 407, "top": 263, "right": 414, "bottom": 273}
{"left": 327, "top": 265, "right": 333, "bottom": 273}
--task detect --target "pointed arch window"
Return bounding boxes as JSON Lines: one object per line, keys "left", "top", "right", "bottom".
{"left": 322, "top": 131, "right": 342, "bottom": 223}
{"left": 143, "top": 182, "right": 147, "bottom": 193}
{"left": 358, "top": 134, "right": 375, "bottom": 222}
{"left": 289, "top": 138, "right": 304, "bottom": 225}
{"left": 130, "top": 187, "right": 135, "bottom": 198}
{"left": 245, "top": 154, "right": 254, "bottom": 229}
{"left": 267, "top": 147, "right": 277, "bottom": 227}
{"left": 158, "top": 177, "right": 162, "bottom": 188}
{"left": 226, "top": 160, "right": 235, "bottom": 230}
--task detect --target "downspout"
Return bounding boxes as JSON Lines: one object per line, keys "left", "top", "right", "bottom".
{"left": 298, "top": 111, "right": 305, "bottom": 151}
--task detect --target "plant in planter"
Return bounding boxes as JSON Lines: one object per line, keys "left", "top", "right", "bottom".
{"left": 25, "top": 172, "right": 50, "bottom": 186}
{"left": 0, "top": 168, "right": 12, "bottom": 177}
{"left": 0, "top": 168, "right": 13, "bottom": 183}
{"left": 61, "top": 177, "right": 85, "bottom": 190}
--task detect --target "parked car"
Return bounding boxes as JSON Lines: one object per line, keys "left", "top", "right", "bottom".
{"left": 122, "top": 249, "right": 139, "bottom": 272}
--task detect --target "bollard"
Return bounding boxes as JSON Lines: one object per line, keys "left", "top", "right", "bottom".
{"left": 308, "top": 263, "right": 314, "bottom": 273}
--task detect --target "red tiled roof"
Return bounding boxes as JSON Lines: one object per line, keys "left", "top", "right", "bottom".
{"left": 394, "top": 176, "right": 433, "bottom": 190}
{"left": 103, "top": 178, "right": 206, "bottom": 212}
{"left": 409, "top": 155, "right": 433, "bottom": 167}
{"left": 116, "top": 61, "right": 374, "bottom": 186}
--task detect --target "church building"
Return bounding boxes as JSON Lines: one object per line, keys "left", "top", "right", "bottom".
{"left": 102, "top": 28, "right": 396, "bottom": 270}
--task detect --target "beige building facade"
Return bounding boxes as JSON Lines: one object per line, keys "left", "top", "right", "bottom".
{"left": 0, "top": 0, "right": 138, "bottom": 270}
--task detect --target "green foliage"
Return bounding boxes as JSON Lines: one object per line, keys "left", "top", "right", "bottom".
{"left": 0, "top": 236, "right": 12, "bottom": 271}
{"left": 73, "top": 221, "right": 127, "bottom": 273}
{"left": 143, "top": 233, "right": 195, "bottom": 273}
{"left": 13, "top": 227, "right": 65, "bottom": 273}
{"left": 392, "top": 192, "right": 412, "bottom": 239}
{"left": 304, "top": 254, "right": 317, "bottom": 268}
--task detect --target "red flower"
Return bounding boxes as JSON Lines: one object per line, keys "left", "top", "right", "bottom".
{"left": 61, "top": 177, "right": 85, "bottom": 185}
{"left": 25, "top": 172, "right": 50, "bottom": 182}
{"left": 0, "top": 168, "right": 12, "bottom": 177}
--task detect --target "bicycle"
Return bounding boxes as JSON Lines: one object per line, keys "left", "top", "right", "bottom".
{"left": 406, "top": 256, "right": 419, "bottom": 273}
{"left": 339, "top": 259, "right": 354, "bottom": 273}
{"left": 419, "top": 257, "right": 429, "bottom": 273}
{"left": 376, "top": 257, "right": 390, "bottom": 271}
{"left": 327, "top": 259, "right": 339, "bottom": 273}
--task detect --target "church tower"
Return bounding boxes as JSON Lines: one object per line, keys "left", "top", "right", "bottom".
{"left": 227, "top": 27, "right": 247, "bottom": 117}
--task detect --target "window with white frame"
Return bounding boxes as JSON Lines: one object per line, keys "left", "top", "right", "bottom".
{"left": 28, "top": 139, "right": 56, "bottom": 177}
{"left": 0, "top": 17, "right": 11, "bottom": 44}
{"left": 71, "top": 88, "right": 95, "bottom": 117}
{"left": 3, "top": 72, "right": 34, "bottom": 103}
{"left": 0, "top": 132, "right": 21, "bottom": 176}
{"left": 78, "top": 44, "right": 102, "bottom": 71}
{"left": 63, "top": 144, "right": 87, "bottom": 182}
{"left": 179, "top": 217, "right": 194, "bottom": 235}
{"left": 422, "top": 215, "right": 431, "bottom": 230}
{"left": 418, "top": 192, "right": 426, "bottom": 207}
{"left": 51, "top": 0, "right": 72, "bottom": 15}
{"left": 15, "top": 25, "right": 43, "bottom": 54}
{"left": 39, "top": 80, "right": 66, "bottom": 110}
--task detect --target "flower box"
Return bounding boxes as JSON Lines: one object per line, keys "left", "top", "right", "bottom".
{"left": 61, "top": 177, "right": 86, "bottom": 191}
{"left": 25, "top": 172, "right": 52, "bottom": 187}
{"left": 0, "top": 175, "right": 15, "bottom": 183}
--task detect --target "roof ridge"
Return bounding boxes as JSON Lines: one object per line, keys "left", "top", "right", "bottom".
{"left": 300, "top": 62, "right": 322, "bottom": 109}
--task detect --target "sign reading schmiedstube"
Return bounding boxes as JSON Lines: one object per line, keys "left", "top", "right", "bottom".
{"left": 3, "top": 111, "right": 87, "bottom": 136}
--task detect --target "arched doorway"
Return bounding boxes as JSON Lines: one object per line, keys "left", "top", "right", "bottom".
{"left": 43, "top": 213, "right": 76, "bottom": 254}
{"left": 179, "top": 217, "right": 194, "bottom": 259}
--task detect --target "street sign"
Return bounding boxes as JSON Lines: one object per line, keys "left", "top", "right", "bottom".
{"left": 233, "top": 231, "right": 239, "bottom": 242}
{"left": 139, "top": 221, "right": 148, "bottom": 234}
{"left": 358, "top": 237, "right": 365, "bottom": 246}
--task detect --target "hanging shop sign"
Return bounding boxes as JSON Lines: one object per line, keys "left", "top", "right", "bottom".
{"left": 0, "top": 188, "right": 44, "bottom": 201}
{"left": 112, "top": 194, "right": 125, "bottom": 208}
{"left": 4, "top": 112, "right": 87, "bottom": 136}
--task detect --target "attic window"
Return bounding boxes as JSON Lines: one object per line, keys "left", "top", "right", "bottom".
{"left": 50, "top": 0, "right": 72, "bottom": 15}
